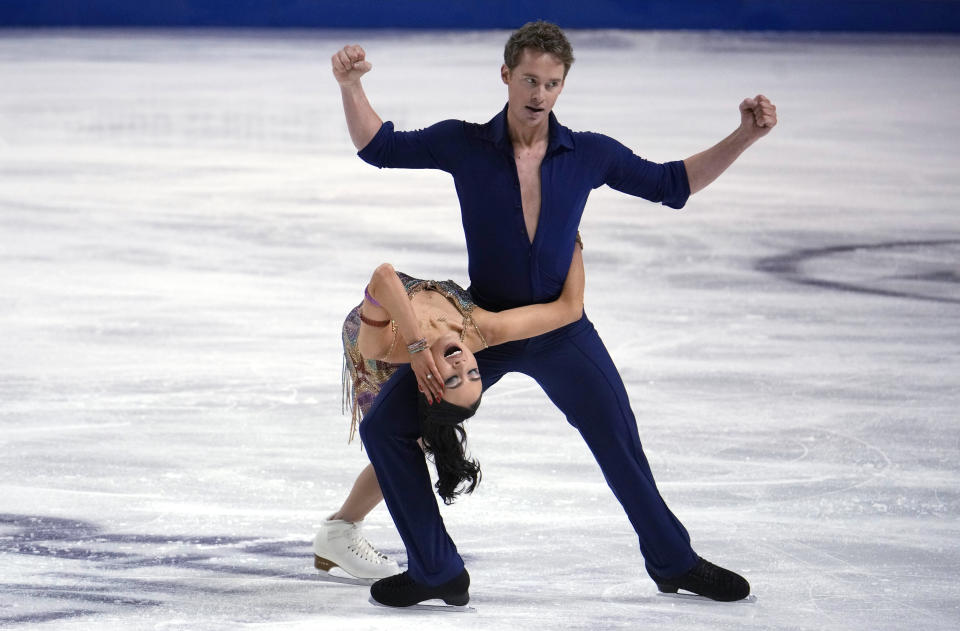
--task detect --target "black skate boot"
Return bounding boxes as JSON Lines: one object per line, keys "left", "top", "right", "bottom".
{"left": 646, "top": 557, "right": 750, "bottom": 602}
{"left": 370, "top": 568, "right": 470, "bottom": 608}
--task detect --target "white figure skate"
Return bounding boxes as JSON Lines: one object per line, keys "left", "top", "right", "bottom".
{"left": 313, "top": 516, "right": 401, "bottom": 580}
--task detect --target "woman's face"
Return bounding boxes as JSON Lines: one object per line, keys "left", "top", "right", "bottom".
{"left": 430, "top": 332, "right": 482, "bottom": 407}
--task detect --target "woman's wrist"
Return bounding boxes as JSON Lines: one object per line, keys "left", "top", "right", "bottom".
{"left": 406, "top": 337, "right": 429, "bottom": 354}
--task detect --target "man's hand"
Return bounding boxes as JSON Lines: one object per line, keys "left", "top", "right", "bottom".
{"left": 332, "top": 45, "right": 372, "bottom": 86}
{"left": 739, "top": 94, "right": 778, "bottom": 139}
{"left": 684, "top": 94, "right": 778, "bottom": 194}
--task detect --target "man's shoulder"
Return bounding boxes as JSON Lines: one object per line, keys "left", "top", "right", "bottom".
{"left": 460, "top": 117, "right": 499, "bottom": 144}
{"left": 461, "top": 119, "right": 486, "bottom": 134}
{"left": 569, "top": 129, "right": 618, "bottom": 145}
{"left": 456, "top": 107, "right": 509, "bottom": 145}
{"left": 560, "top": 128, "right": 627, "bottom": 159}
{"left": 416, "top": 118, "right": 492, "bottom": 145}
{"left": 423, "top": 118, "right": 465, "bottom": 133}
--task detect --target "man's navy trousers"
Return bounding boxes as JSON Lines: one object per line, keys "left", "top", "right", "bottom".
{"left": 356, "top": 106, "right": 700, "bottom": 585}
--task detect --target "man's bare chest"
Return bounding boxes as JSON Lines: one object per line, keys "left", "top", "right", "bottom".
{"left": 513, "top": 148, "right": 546, "bottom": 241}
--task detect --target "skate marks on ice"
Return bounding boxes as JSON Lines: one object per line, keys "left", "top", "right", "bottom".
{"left": 701, "top": 427, "right": 893, "bottom": 505}
{"left": 0, "top": 513, "right": 374, "bottom": 626}
{"left": 755, "top": 240, "right": 960, "bottom": 304}
{"left": 745, "top": 535, "right": 960, "bottom": 631}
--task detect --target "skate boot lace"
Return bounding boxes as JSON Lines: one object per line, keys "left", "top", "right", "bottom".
{"left": 380, "top": 571, "right": 416, "bottom": 590}
{"left": 346, "top": 530, "right": 390, "bottom": 566}
{"left": 692, "top": 559, "right": 731, "bottom": 586}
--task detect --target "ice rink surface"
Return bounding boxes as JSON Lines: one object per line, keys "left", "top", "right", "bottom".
{"left": 1, "top": 28, "right": 958, "bottom": 630}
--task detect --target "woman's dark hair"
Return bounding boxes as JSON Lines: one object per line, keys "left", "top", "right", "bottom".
{"left": 418, "top": 392, "right": 482, "bottom": 505}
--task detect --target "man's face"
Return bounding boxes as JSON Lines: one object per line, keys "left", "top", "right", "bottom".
{"left": 501, "top": 49, "right": 566, "bottom": 129}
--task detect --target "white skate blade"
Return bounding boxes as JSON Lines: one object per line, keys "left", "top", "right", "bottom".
{"left": 657, "top": 592, "right": 757, "bottom": 604}
{"left": 368, "top": 595, "right": 477, "bottom": 613}
{"left": 312, "top": 568, "right": 376, "bottom": 586}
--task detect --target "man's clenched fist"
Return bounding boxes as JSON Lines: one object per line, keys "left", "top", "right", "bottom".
{"left": 332, "top": 45, "right": 372, "bottom": 85}
{"left": 739, "top": 94, "right": 777, "bottom": 138}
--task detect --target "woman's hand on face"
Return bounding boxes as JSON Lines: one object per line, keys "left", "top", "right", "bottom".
{"left": 410, "top": 349, "right": 444, "bottom": 403}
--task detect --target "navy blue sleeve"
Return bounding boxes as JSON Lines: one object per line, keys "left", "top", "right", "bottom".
{"left": 356, "top": 119, "right": 464, "bottom": 173}
{"left": 595, "top": 134, "right": 690, "bottom": 210}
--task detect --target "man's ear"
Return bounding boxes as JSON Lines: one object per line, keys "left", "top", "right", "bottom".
{"left": 501, "top": 64, "right": 510, "bottom": 85}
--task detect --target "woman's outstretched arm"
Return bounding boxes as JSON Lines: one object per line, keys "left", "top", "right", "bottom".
{"left": 479, "top": 244, "right": 585, "bottom": 347}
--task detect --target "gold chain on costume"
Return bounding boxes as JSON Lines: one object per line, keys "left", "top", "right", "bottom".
{"left": 381, "top": 319, "right": 399, "bottom": 361}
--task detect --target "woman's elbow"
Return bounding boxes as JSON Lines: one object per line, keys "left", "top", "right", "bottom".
{"left": 369, "top": 262, "right": 395, "bottom": 291}
{"left": 374, "top": 262, "right": 395, "bottom": 277}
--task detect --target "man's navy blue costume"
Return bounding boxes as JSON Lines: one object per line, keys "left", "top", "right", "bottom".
{"left": 358, "top": 105, "right": 699, "bottom": 586}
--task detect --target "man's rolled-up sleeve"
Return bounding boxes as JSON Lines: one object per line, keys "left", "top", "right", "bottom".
{"left": 601, "top": 137, "right": 690, "bottom": 210}
{"left": 357, "top": 119, "right": 463, "bottom": 173}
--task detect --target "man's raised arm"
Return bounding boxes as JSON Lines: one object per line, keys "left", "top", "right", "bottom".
{"left": 683, "top": 94, "right": 778, "bottom": 195}
{"left": 332, "top": 45, "right": 382, "bottom": 150}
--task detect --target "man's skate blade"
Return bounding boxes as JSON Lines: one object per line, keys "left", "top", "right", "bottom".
{"left": 657, "top": 592, "right": 757, "bottom": 604}
{"left": 368, "top": 595, "right": 476, "bottom": 613}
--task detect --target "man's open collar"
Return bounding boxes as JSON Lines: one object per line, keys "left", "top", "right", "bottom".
{"left": 482, "top": 104, "right": 575, "bottom": 155}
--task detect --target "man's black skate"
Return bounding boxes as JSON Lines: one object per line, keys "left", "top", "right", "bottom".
{"left": 646, "top": 557, "right": 750, "bottom": 602}
{"left": 370, "top": 569, "right": 470, "bottom": 608}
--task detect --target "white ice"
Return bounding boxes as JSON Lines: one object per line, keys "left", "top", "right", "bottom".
{"left": 0, "top": 28, "right": 958, "bottom": 630}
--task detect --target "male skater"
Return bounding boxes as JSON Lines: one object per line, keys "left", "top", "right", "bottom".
{"left": 331, "top": 21, "right": 776, "bottom": 607}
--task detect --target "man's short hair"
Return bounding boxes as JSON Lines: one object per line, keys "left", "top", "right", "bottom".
{"left": 503, "top": 21, "right": 575, "bottom": 77}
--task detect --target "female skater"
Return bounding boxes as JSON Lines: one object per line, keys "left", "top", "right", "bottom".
{"left": 314, "top": 239, "right": 585, "bottom": 580}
